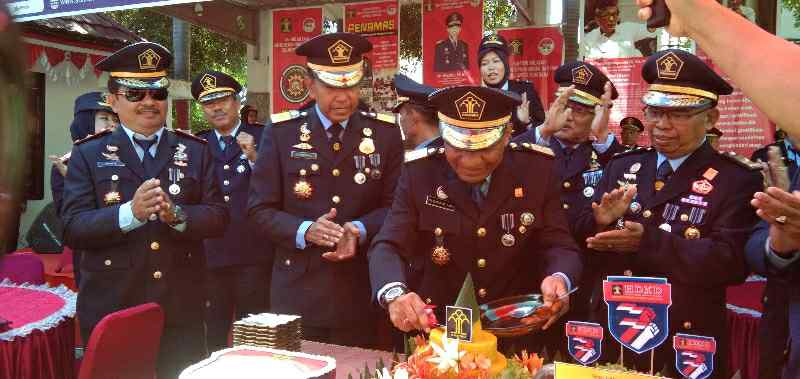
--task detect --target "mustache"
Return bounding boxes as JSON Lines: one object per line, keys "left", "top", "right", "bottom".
{"left": 136, "top": 107, "right": 161, "bottom": 114}
{"left": 212, "top": 110, "right": 227, "bottom": 117}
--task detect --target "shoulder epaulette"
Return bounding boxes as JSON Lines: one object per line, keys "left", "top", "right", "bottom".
{"left": 611, "top": 146, "right": 651, "bottom": 159}
{"left": 720, "top": 151, "right": 763, "bottom": 171}
{"left": 174, "top": 129, "right": 208, "bottom": 144}
{"left": 404, "top": 146, "right": 445, "bottom": 163}
{"left": 73, "top": 128, "right": 112, "bottom": 145}
{"left": 361, "top": 111, "right": 396, "bottom": 125}
{"left": 509, "top": 141, "right": 554, "bottom": 158}
{"left": 270, "top": 110, "right": 308, "bottom": 124}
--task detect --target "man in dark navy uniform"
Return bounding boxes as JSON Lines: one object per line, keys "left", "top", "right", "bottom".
{"left": 512, "top": 61, "right": 622, "bottom": 358}
{"left": 62, "top": 42, "right": 228, "bottom": 378}
{"left": 620, "top": 116, "right": 645, "bottom": 149}
{"left": 572, "top": 49, "right": 762, "bottom": 377}
{"left": 433, "top": 12, "right": 469, "bottom": 72}
{"left": 392, "top": 74, "right": 441, "bottom": 153}
{"left": 192, "top": 70, "right": 271, "bottom": 353}
{"left": 368, "top": 85, "right": 581, "bottom": 347}
{"left": 248, "top": 32, "right": 403, "bottom": 348}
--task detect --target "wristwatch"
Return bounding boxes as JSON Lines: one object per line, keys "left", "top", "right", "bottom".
{"left": 380, "top": 285, "right": 408, "bottom": 309}
{"left": 167, "top": 204, "right": 187, "bottom": 227}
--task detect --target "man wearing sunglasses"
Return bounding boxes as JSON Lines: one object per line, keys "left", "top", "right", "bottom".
{"left": 512, "top": 61, "right": 624, "bottom": 358}
{"left": 192, "top": 70, "right": 272, "bottom": 354}
{"left": 61, "top": 41, "right": 228, "bottom": 378}
{"left": 248, "top": 32, "right": 404, "bottom": 348}
{"left": 572, "top": 49, "right": 762, "bottom": 377}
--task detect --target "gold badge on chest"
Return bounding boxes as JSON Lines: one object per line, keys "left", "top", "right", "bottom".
{"left": 359, "top": 127, "right": 376, "bottom": 155}
{"left": 294, "top": 168, "right": 313, "bottom": 199}
{"left": 103, "top": 174, "right": 122, "bottom": 205}
{"left": 431, "top": 227, "right": 450, "bottom": 265}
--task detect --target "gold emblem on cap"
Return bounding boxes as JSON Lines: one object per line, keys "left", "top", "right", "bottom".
{"left": 328, "top": 40, "right": 353, "bottom": 64}
{"left": 656, "top": 52, "right": 684, "bottom": 80}
{"left": 572, "top": 65, "right": 593, "bottom": 85}
{"left": 455, "top": 91, "right": 486, "bottom": 121}
{"left": 200, "top": 73, "right": 217, "bottom": 91}
{"left": 138, "top": 48, "right": 161, "bottom": 70}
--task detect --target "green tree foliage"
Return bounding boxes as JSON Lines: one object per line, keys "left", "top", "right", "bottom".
{"left": 108, "top": 9, "right": 247, "bottom": 132}
{"left": 784, "top": 0, "right": 800, "bottom": 27}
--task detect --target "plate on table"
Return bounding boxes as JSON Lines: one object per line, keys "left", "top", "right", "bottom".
{"left": 479, "top": 294, "right": 562, "bottom": 338}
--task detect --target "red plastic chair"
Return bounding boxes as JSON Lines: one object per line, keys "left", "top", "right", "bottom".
{"left": 77, "top": 303, "right": 165, "bottom": 379}
{"left": 0, "top": 251, "right": 45, "bottom": 284}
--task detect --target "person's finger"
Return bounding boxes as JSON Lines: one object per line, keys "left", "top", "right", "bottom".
{"left": 766, "top": 187, "right": 800, "bottom": 208}
{"left": 624, "top": 221, "right": 644, "bottom": 233}
{"left": 321, "top": 251, "right": 339, "bottom": 261}
{"left": 755, "top": 191, "right": 800, "bottom": 219}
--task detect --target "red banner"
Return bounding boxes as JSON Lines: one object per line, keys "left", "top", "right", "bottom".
{"left": 587, "top": 57, "right": 770, "bottom": 157}
{"left": 422, "top": 0, "right": 483, "bottom": 87}
{"left": 344, "top": 1, "right": 400, "bottom": 112}
{"left": 497, "top": 26, "right": 564, "bottom": 107}
{"left": 272, "top": 7, "right": 322, "bottom": 113}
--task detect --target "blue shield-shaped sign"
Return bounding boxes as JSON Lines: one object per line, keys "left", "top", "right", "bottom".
{"left": 674, "top": 334, "right": 716, "bottom": 379}
{"left": 603, "top": 276, "right": 672, "bottom": 354}
{"left": 566, "top": 321, "right": 603, "bottom": 365}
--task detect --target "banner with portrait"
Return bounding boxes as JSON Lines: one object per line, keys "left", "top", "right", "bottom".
{"left": 422, "top": 0, "right": 483, "bottom": 87}
{"left": 587, "top": 57, "right": 771, "bottom": 157}
{"left": 272, "top": 7, "right": 323, "bottom": 113}
{"left": 344, "top": 0, "right": 400, "bottom": 112}
{"left": 497, "top": 26, "right": 564, "bottom": 107}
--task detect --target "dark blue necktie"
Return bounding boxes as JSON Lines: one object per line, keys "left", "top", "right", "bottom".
{"left": 133, "top": 137, "right": 158, "bottom": 178}
{"left": 221, "top": 135, "right": 235, "bottom": 152}
{"left": 655, "top": 160, "right": 673, "bottom": 191}
{"left": 329, "top": 123, "right": 343, "bottom": 154}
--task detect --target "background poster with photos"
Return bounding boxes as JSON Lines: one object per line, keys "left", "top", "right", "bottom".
{"left": 580, "top": 0, "right": 660, "bottom": 60}
{"left": 497, "top": 26, "right": 564, "bottom": 107}
{"left": 272, "top": 7, "right": 322, "bottom": 113}
{"left": 422, "top": 0, "right": 483, "bottom": 87}
{"left": 344, "top": 0, "right": 400, "bottom": 113}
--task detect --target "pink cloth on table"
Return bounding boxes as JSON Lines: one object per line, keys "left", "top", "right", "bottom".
{"left": 0, "top": 287, "right": 65, "bottom": 330}
{"left": 0, "top": 253, "right": 44, "bottom": 285}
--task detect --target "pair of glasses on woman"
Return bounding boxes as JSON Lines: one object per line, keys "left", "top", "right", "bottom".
{"left": 117, "top": 88, "right": 169, "bottom": 102}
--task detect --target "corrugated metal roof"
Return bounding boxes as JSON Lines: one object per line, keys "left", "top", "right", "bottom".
{"left": 23, "top": 13, "right": 142, "bottom": 48}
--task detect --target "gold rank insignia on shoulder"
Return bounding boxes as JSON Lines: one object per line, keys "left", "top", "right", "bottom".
{"left": 720, "top": 151, "right": 762, "bottom": 171}
{"left": 74, "top": 128, "right": 113, "bottom": 145}
{"left": 404, "top": 146, "right": 443, "bottom": 163}
{"left": 519, "top": 142, "right": 554, "bottom": 157}
{"left": 361, "top": 111, "right": 396, "bottom": 125}
{"left": 271, "top": 110, "right": 307, "bottom": 124}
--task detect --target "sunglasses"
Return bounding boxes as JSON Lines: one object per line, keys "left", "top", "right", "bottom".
{"left": 117, "top": 88, "right": 169, "bottom": 102}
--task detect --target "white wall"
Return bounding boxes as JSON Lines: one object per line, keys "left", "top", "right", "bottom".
{"left": 18, "top": 57, "right": 108, "bottom": 248}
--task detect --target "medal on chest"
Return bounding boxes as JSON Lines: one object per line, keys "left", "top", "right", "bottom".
{"left": 500, "top": 213, "right": 516, "bottom": 247}
{"left": 103, "top": 174, "right": 122, "bottom": 205}
{"left": 431, "top": 227, "right": 450, "bottom": 266}
{"left": 294, "top": 168, "right": 313, "bottom": 199}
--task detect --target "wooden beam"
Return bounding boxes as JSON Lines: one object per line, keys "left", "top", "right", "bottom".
{"left": 155, "top": 1, "right": 259, "bottom": 45}
{"left": 510, "top": 0, "right": 533, "bottom": 25}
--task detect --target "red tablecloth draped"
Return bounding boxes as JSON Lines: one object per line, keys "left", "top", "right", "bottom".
{"left": 725, "top": 277, "right": 766, "bottom": 379}
{"left": 0, "top": 280, "right": 77, "bottom": 379}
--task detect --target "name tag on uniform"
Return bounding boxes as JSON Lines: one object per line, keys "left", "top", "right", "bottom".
{"left": 425, "top": 195, "right": 455, "bottom": 212}
{"left": 97, "top": 161, "right": 126, "bottom": 168}
{"left": 290, "top": 151, "right": 318, "bottom": 160}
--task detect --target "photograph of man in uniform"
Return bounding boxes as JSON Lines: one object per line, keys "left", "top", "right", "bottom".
{"left": 434, "top": 12, "right": 469, "bottom": 72}
{"left": 579, "top": 0, "right": 659, "bottom": 60}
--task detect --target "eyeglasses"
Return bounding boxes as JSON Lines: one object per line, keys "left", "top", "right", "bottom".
{"left": 642, "top": 106, "right": 709, "bottom": 123}
{"left": 117, "top": 88, "right": 169, "bottom": 102}
{"left": 566, "top": 102, "right": 595, "bottom": 117}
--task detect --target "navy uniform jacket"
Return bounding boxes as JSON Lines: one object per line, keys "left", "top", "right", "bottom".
{"left": 507, "top": 80, "right": 546, "bottom": 136}
{"left": 51, "top": 165, "right": 66, "bottom": 216}
{"left": 572, "top": 142, "right": 761, "bottom": 372}
{"left": 197, "top": 123, "right": 270, "bottom": 268}
{"left": 62, "top": 126, "right": 228, "bottom": 337}
{"left": 513, "top": 130, "right": 624, "bottom": 314}
{"left": 434, "top": 39, "right": 469, "bottom": 72}
{"left": 745, "top": 174, "right": 800, "bottom": 379}
{"left": 369, "top": 144, "right": 582, "bottom": 318}
{"left": 248, "top": 110, "right": 403, "bottom": 329}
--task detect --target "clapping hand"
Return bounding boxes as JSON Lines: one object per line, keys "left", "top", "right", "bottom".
{"left": 752, "top": 187, "right": 800, "bottom": 255}
{"left": 539, "top": 86, "right": 575, "bottom": 139}
{"left": 321, "top": 222, "right": 360, "bottom": 262}
{"left": 590, "top": 81, "right": 614, "bottom": 141}
{"left": 592, "top": 185, "right": 638, "bottom": 228}
{"left": 305, "top": 208, "right": 344, "bottom": 247}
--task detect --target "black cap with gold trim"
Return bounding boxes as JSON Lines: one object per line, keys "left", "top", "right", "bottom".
{"left": 554, "top": 61, "right": 618, "bottom": 106}
{"left": 96, "top": 41, "right": 172, "bottom": 90}
{"left": 620, "top": 116, "right": 644, "bottom": 132}
{"left": 295, "top": 32, "right": 372, "bottom": 89}
{"left": 74, "top": 92, "right": 113, "bottom": 114}
{"left": 429, "top": 86, "right": 521, "bottom": 151}
{"left": 642, "top": 49, "right": 732, "bottom": 109}
{"left": 191, "top": 70, "right": 242, "bottom": 103}
{"left": 446, "top": 12, "right": 464, "bottom": 27}
{"left": 392, "top": 74, "right": 435, "bottom": 113}
{"left": 478, "top": 33, "right": 509, "bottom": 57}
